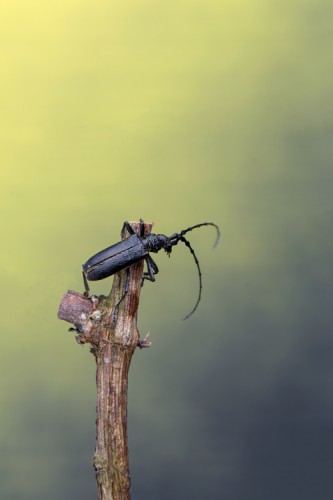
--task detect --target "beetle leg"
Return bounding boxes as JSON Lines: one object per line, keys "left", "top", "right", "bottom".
{"left": 142, "top": 255, "right": 159, "bottom": 284}
{"left": 123, "top": 268, "right": 131, "bottom": 294}
{"left": 121, "top": 219, "right": 145, "bottom": 238}
{"left": 111, "top": 269, "right": 131, "bottom": 324}
{"left": 82, "top": 271, "right": 90, "bottom": 297}
{"left": 121, "top": 221, "right": 135, "bottom": 238}
{"left": 139, "top": 219, "right": 145, "bottom": 237}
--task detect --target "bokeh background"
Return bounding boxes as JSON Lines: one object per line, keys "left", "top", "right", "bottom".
{"left": 1, "top": 1, "right": 333, "bottom": 499}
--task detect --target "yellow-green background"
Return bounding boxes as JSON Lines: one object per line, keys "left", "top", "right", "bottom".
{"left": 1, "top": 1, "right": 332, "bottom": 499}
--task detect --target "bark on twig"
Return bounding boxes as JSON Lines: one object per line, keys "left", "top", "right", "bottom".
{"left": 58, "top": 221, "right": 153, "bottom": 500}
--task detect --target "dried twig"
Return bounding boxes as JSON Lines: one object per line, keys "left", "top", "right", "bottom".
{"left": 58, "top": 221, "right": 153, "bottom": 499}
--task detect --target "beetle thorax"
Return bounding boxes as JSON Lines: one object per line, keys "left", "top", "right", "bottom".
{"left": 145, "top": 234, "right": 170, "bottom": 253}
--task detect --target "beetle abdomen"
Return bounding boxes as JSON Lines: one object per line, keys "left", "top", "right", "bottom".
{"left": 83, "top": 234, "right": 148, "bottom": 281}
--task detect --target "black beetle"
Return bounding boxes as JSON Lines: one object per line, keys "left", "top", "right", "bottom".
{"left": 82, "top": 220, "right": 220, "bottom": 319}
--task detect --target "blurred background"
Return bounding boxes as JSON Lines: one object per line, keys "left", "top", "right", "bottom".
{"left": 1, "top": 1, "right": 333, "bottom": 499}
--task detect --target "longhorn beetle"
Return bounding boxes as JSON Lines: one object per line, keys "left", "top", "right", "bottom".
{"left": 82, "top": 220, "right": 220, "bottom": 319}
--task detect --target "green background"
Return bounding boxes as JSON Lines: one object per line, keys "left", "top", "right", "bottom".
{"left": 1, "top": 1, "right": 332, "bottom": 499}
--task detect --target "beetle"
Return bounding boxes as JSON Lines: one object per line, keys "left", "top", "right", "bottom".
{"left": 82, "top": 220, "right": 220, "bottom": 319}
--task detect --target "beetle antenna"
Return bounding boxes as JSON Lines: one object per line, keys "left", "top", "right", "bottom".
{"left": 178, "top": 235, "right": 203, "bottom": 320}
{"left": 178, "top": 222, "right": 220, "bottom": 248}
